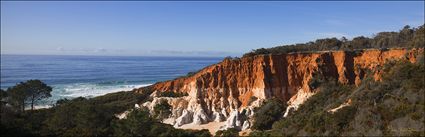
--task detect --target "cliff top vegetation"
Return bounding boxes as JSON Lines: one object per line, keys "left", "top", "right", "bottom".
{"left": 243, "top": 25, "right": 424, "bottom": 57}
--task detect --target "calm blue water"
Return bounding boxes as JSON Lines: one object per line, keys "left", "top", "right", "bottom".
{"left": 1, "top": 55, "right": 222, "bottom": 106}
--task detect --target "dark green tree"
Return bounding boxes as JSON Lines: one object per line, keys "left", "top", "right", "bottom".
{"left": 153, "top": 100, "right": 172, "bottom": 121}
{"left": 0, "top": 89, "right": 6, "bottom": 98}
{"left": 25, "top": 80, "right": 52, "bottom": 110}
{"left": 45, "top": 101, "right": 79, "bottom": 136}
{"left": 252, "top": 98, "right": 286, "bottom": 130}
{"left": 55, "top": 98, "right": 70, "bottom": 106}
{"left": 112, "top": 109, "right": 155, "bottom": 137}
{"left": 215, "top": 128, "right": 239, "bottom": 137}
{"left": 7, "top": 80, "right": 52, "bottom": 111}
{"left": 0, "top": 89, "right": 8, "bottom": 121}
{"left": 0, "top": 89, "right": 7, "bottom": 110}
{"left": 8, "top": 83, "right": 28, "bottom": 112}
{"left": 74, "top": 103, "right": 112, "bottom": 136}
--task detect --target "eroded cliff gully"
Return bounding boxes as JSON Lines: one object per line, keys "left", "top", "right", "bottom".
{"left": 135, "top": 48, "right": 424, "bottom": 131}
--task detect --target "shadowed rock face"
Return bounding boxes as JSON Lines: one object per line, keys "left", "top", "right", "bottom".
{"left": 137, "top": 48, "right": 423, "bottom": 130}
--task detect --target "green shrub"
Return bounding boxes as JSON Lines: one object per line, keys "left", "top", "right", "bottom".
{"left": 410, "top": 111, "right": 422, "bottom": 120}
{"left": 176, "top": 69, "right": 202, "bottom": 79}
{"left": 330, "top": 106, "right": 357, "bottom": 131}
{"left": 248, "top": 130, "right": 272, "bottom": 137}
{"left": 215, "top": 128, "right": 239, "bottom": 137}
{"left": 153, "top": 100, "right": 172, "bottom": 121}
{"left": 159, "top": 91, "right": 189, "bottom": 98}
{"left": 252, "top": 98, "right": 286, "bottom": 130}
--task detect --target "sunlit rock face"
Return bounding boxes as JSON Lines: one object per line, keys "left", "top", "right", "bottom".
{"left": 137, "top": 48, "right": 423, "bottom": 130}
{"left": 141, "top": 95, "right": 259, "bottom": 130}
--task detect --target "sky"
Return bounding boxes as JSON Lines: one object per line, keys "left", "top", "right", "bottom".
{"left": 1, "top": 1, "right": 424, "bottom": 57}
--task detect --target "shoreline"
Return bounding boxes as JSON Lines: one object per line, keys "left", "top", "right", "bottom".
{"left": 25, "top": 83, "right": 152, "bottom": 110}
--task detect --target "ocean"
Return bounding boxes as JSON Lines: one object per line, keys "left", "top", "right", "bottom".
{"left": 1, "top": 54, "right": 222, "bottom": 107}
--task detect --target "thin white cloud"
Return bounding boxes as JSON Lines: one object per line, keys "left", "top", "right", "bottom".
{"left": 53, "top": 47, "right": 239, "bottom": 57}
{"left": 56, "top": 47, "right": 64, "bottom": 51}
{"left": 56, "top": 47, "right": 108, "bottom": 53}
{"left": 94, "top": 48, "right": 107, "bottom": 53}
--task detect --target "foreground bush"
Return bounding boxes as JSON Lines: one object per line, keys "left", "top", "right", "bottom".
{"left": 251, "top": 98, "right": 286, "bottom": 130}
{"left": 0, "top": 86, "right": 212, "bottom": 137}
{"left": 112, "top": 109, "right": 211, "bottom": 137}
{"left": 215, "top": 128, "right": 239, "bottom": 137}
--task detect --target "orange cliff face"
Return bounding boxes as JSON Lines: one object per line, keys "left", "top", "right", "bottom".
{"left": 145, "top": 48, "right": 422, "bottom": 107}
{"left": 135, "top": 48, "right": 423, "bottom": 130}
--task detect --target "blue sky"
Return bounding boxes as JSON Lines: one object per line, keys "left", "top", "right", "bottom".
{"left": 1, "top": 1, "right": 424, "bottom": 57}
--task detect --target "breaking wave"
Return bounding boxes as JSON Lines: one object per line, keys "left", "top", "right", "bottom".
{"left": 38, "top": 82, "right": 152, "bottom": 108}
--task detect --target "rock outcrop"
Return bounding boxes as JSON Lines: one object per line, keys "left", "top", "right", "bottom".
{"left": 137, "top": 48, "right": 423, "bottom": 130}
